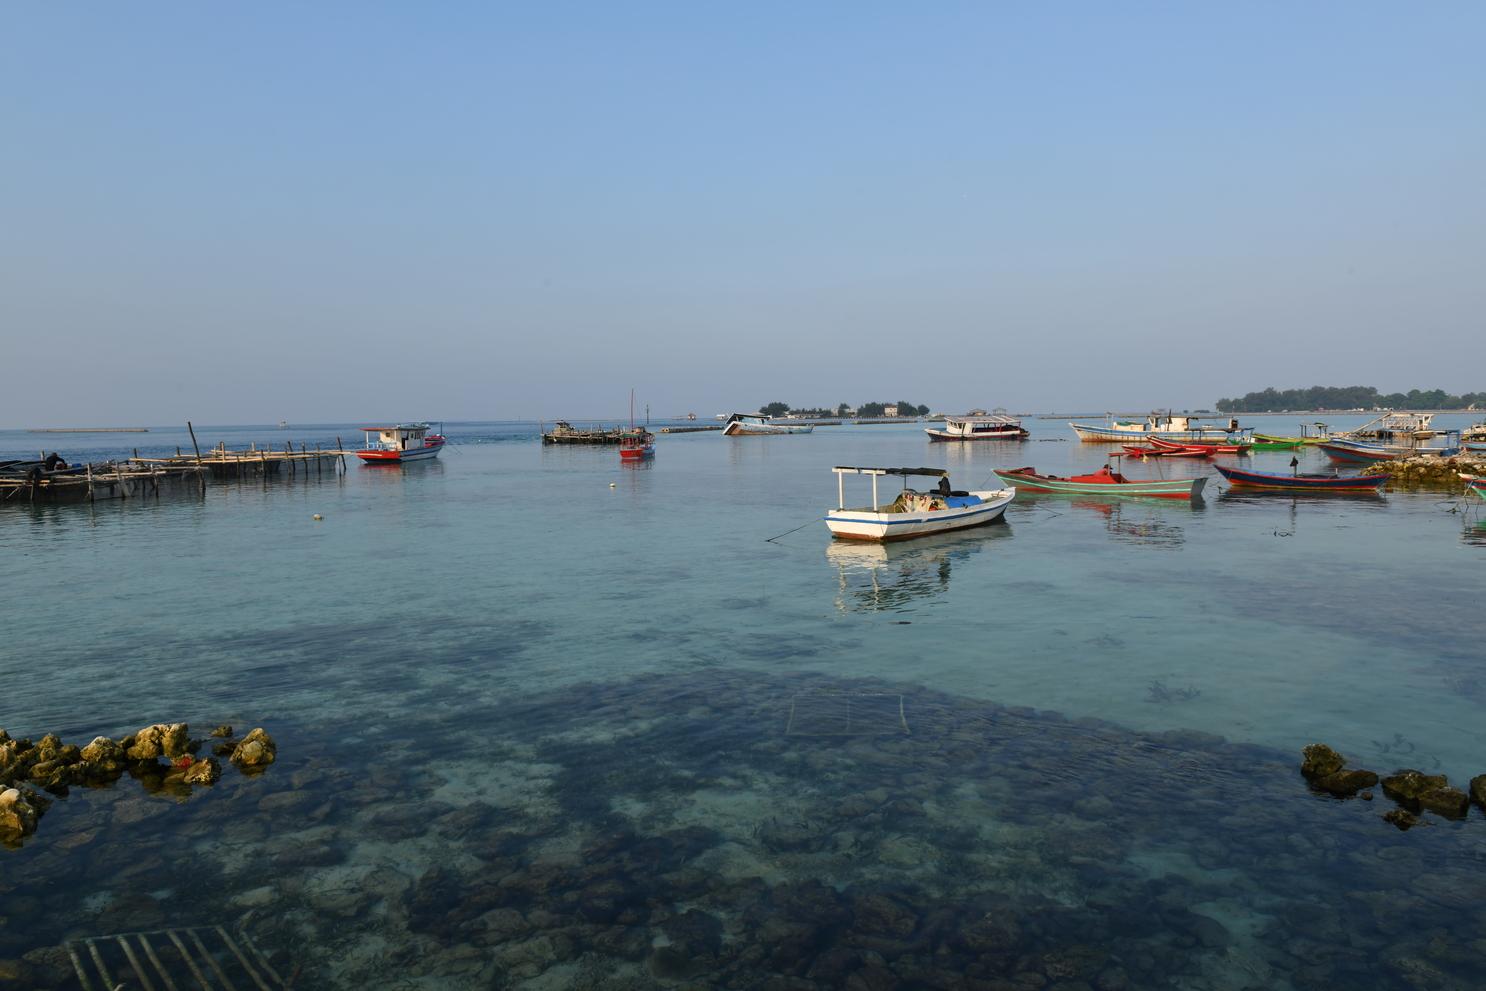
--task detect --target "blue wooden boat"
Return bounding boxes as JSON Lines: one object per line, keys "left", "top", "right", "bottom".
{"left": 1215, "top": 465, "right": 1389, "bottom": 491}
{"left": 1318, "top": 441, "right": 1398, "bottom": 465}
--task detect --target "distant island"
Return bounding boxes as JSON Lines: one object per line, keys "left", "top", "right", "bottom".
{"left": 759, "top": 401, "right": 932, "bottom": 418}
{"left": 1216, "top": 386, "right": 1484, "bottom": 413}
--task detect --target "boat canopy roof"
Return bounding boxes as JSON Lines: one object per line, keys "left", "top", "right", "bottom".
{"left": 361, "top": 423, "right": 430, "bottom": 433}
{"left": 833, "top": 466, "right": 948, "bottom": 477}
{"left": 948, "top": 414, "right": 1020, "bottom": 424}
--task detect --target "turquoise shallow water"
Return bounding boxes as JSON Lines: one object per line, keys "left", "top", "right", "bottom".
{"left": 2, "top": 416, "right": 1484, "bottom": 989}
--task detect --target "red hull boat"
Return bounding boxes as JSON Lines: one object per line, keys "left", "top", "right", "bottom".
{"left": 1122, "top": 444, "right": 1209, "bottom": 458}
{"left": 1149, "top": 437, "right": 1250, "bottom": 455}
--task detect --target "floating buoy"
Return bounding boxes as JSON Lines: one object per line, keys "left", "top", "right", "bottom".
{"left": 312, "top": 514, "right": 323, "bottom": 520}
{"left": 609, "top": 482, "right": 616, "bottom": 488}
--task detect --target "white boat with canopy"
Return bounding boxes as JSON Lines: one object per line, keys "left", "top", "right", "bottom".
{"left": 825, "top": 466, "right": 1015, "bottom": 542}
{"left": 925, "top": 414, "right": 1029, "bottom": 442}
{"left": 1069, "top": 412, "right": 1238, "bottom": 443}
{"left": 722, "top": 413, "right": 814, "bottom": 436}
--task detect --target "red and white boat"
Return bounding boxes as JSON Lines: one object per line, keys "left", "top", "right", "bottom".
{"left": 355, "top": 423, "right": 446, "bottom": 464}
{"left": 619, "top": 430, "right": 654, "bottom": 461}
{"left": 618, "top": 391, "right": 654, "bottom": 461}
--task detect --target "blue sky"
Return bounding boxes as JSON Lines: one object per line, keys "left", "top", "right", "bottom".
{"left": 3, "top": 2, "right": 1482, "bottom": 423}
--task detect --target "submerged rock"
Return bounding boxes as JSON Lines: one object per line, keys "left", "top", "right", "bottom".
{"left": 182, "top": 756, "right": 222, "bottom": 785}
{"left": 0, "top": 787, "right": 41, "bottom": 844}
{"left": 1381, "top": 771, "right": 1450, "bottom": 812}
{"left": 210, "top": 724, "right": 234, "bottom": 738}
{"left": 1312, "top": 769, "right": 1380, "bottom": 797}
{"left": 1300, "top": 744, "right": 1346, "bottom": 779}
{"left": 1470, "top": 775, "right": 1486, "bottom": 813}
{"left": 1417, "top": 787, "right": 1470, "bottom": 819}
{"left": 1383, "top": 809, "right": 1422, "bottom": 831}
{"left": 230, "top": 728, "right": 278, "bottom": 770}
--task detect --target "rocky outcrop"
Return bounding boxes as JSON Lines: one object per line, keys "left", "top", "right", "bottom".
{"left": 1311, "top": 769, "right": 1379, "bottom": 797}
{"left": 80, "top": 736, "right": 126, "bottom": 776}
{"left": 182, "top": 756, "right": 222, "bottom": 785}
{"left": 0, "top": 722, "right": 276, "bottom": 846}
{"left": 0, "top": 787, "right": 41, "bottom": 844}
{"left": 1300, "top": 744, "right": 1346, "bottom": 780}
{"left": 1381, "top": 770, "right": 1470, "bottom": 819}
{"left": 123, "top": 722, "right": 192, "bottom": 761}
{"left": 1471, "top": 775, "right": 1486, "bottom": 813}
{"left": 1300, "top": 744, "right": 1377, "bottom": 796}
{"left": 231, "top": 728, "right": 278, "bottom": 770}
{"left": 1383, "top": 809, "right": 1421, "bottom": 831}
{"left": 1361, "top": 453, "right": 1486, "bottom": 485}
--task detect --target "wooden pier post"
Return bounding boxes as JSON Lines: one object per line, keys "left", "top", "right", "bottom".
{"left": 86, "top": 462, "right": 95, "bottom": 503}
{"left": 336, "top": 437, "right": 347, "bottom": 472}
{"left": 186, "top": 421, "right": 207, "bottom": 495}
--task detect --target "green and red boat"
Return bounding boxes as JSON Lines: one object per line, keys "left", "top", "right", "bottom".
{"left": 992, "top": 466, "right": 1207, "bottom": 500}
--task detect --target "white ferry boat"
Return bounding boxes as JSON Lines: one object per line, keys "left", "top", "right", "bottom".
{"left": 355, "top": 423, "right": 446, "bottom": 464}
{"left": 925, "top": 414, "right": 1029, "bottom": 442}
{"left": 1069, "top": 412, "right": 1238, "bottom": 443}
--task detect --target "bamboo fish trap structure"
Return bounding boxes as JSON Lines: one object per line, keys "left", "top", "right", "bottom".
{"left": 2, "top": 423, "right": 352, "bottom": 505}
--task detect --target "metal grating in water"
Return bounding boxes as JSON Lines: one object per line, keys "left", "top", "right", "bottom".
{"left": 66, "top": 925, "right": 290, "bottom": 991}
{"left": 785, "top": 691, "right": 910, "bottom": 736}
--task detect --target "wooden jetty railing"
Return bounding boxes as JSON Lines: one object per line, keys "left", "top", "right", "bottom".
{"left": 132, "top": 441, "right": 350, "bottom": 480}
{"left": 3, "top": 424, "right": 354, "bottom": 505}
{"left": 0, "top": 462, "right": 204, "bottom": 504}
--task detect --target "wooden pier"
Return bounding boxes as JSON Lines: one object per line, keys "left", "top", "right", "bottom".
{"left": 0, "top": 462, "right": 205, "bottom": 504}
{"left": 3, "top": 423, "right": 354, "bottom": 505}
{"left": 659, "top": 424, "right": 722, "bottom": 433}
{"left": 132, "top": 440, "right": 349, "bottom": 479}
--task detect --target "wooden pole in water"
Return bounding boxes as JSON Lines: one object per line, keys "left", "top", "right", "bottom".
{"left": 186, "top": 421, "right": 207, "bottom": 495}
{"left": 86, "top": 462, "right": 94, "bottom": 502}
{"left": 336, "top": 437, "right": 346, "bottom": 472}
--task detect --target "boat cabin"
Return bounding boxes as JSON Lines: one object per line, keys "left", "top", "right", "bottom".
{"left": 939, "top": 415, "right": 1027, "bottom": 437}
{"left": 1347, "top": 412, "right": 1437, "bottom": 440}
{"left": 360, "top": 423, "right": 433, "bottom": 452}
{"left": 1104, "top": 413, "right": 1235, "bottom": 434}
{"left": 833, "top": 466, "right": 973, "bottom": 512}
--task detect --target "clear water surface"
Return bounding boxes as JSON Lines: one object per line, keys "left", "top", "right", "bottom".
{"left": 2, "top": 415, "right": 1483, "bottom": 990}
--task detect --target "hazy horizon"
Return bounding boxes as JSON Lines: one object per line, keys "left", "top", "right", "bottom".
{"left": 4, "top": 3, "right": 1482, "bottom": 427}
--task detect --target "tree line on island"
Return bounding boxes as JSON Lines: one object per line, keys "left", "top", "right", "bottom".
{"left": 1216, "top": 385, "right": 1485, "bottom": 413}
{"left": 759, "top": 401, "right": 933, "bottom": 418}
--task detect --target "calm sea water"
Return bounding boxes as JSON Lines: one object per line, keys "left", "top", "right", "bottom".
{"left": 2, "top": 415, "right": 1483, "bottom": 990}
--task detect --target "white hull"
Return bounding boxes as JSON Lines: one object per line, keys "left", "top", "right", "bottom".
{"left": 723, "top": 421, "right": 814, "bottom": 435}
{"left": 1070, "top": 423, "right": 1231, "bottom": 443}
{"left": 826, "top": 489, "right": 1015, "bottom": 541}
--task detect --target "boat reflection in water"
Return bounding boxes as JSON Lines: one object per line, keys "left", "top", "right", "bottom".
{"left": 825, "top": 527, "right": 1008, "bottom": 613}
{"left": 1065, "top": 498, "right": 1193, "bottom": 548}
{"left": 1217, "top": 486, "right": 1387, "bottom": 537}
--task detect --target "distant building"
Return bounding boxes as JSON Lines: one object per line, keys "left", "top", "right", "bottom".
{"left": 883, "top": 405, "right": 900, "bottom": 417}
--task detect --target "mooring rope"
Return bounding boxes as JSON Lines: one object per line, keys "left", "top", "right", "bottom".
{"left": 764, "top": 516, "right": 824, "bottom": 543}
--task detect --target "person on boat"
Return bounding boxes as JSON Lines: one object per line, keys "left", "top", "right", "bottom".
{"left": 43, "top": 452, "right": 67, "bottom": 471}
{"left": 936, "top": 476, "right": 952, "bottom": 497}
